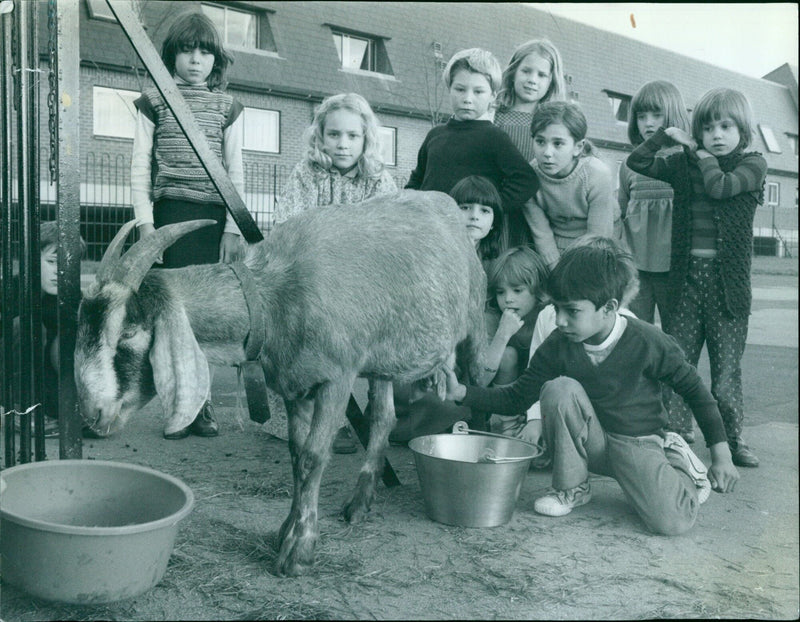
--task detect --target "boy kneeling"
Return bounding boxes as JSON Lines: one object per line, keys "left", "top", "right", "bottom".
{"left": 446, "top": 242, "right": 739, "bottom": 535}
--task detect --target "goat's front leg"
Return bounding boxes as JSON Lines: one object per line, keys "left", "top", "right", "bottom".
{"left": 342, "top": 379, "right": 394, "bottom": 524}
{"left": 277, "top": 378, "right": 353, "bottom": 577}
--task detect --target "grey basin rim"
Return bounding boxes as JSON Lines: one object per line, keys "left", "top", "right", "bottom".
{"left": 0, "top": 459, "right": 195, "bottom": 536}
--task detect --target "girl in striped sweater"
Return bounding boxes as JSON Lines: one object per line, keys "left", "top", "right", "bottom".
{"left": 131, "top": 12, "right": 245, "bottom": 439}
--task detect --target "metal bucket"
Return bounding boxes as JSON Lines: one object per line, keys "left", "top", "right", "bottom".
{"left": 0, "top": 459, "right": 194, "bottom": 604}
{"left": 408, "top": 422, "right": 541, "bottom": 527}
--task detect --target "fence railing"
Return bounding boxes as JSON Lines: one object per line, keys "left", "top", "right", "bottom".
{"left": 10, "top": 149, "right": 407, "bottom": 260}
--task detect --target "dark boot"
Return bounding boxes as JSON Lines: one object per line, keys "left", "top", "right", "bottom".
{"left": 729, "top": 438, "right": 759, "bottom": 468}
{"left": 189, "top": 400, "right": 219, "bottom": 437}
{"left": 164, "top": 400, "right": 219, "bottom": 439}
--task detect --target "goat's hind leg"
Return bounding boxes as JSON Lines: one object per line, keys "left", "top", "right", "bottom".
{"left": 277, "top": 397, "right": 313, "bottom": 548}
{"left": 277, "top": 379, "right": 353, "bottom": 576}
{"left": 342, "top": 379, "right": 394, "bottom": 524}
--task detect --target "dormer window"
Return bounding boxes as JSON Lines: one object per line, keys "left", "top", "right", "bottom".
{"left": 604, "top": 90, "right": 631, "bottom": 124}
{"left": 786, "top": 133, "right": 798, "bottom": 156}
{"left": 759, "top": 125, "right": 782, "bottom": 153}
{"left": 329, "top": 27, "right": 393, "bottom": 76}
{"left": 202, "top": 3, "right": 277, "bottom": 53}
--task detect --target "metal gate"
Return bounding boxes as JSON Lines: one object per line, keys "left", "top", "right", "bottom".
{"left": 2, "top": 0, "right": 83, "bottom": 467}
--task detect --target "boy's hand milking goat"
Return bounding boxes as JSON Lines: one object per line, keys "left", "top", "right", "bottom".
{"left": 73, "top": 189, "right": 486, "bottom": 576}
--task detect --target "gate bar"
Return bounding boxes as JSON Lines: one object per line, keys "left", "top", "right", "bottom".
{"left": 55, "top": 0, "right": 82, "bottom": 458}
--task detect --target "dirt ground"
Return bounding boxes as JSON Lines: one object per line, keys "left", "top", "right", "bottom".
{"left": 1, "top": 384, "right": 798, "bottom": 621}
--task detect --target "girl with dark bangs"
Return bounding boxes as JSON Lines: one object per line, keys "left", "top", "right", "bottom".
{"left": 130, "top": 11, "right": 246, "bottom": 440}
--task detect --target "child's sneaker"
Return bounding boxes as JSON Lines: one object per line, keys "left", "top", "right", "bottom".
{"left": 533, "top": 481, "right": 591, "bottom": 517}
{"left": 663, "top": 431, "right": 711, "bottom": 504}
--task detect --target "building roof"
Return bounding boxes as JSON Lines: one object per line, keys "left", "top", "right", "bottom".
{"left": 73, "top": 1, "right": 799, "bottom": 174}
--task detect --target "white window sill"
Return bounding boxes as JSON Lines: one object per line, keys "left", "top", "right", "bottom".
{"left": 339, "top": 68, "right": 397, "bottom": 81}
{"left": 228, "top": 46, "right": 284, "bottom": 61}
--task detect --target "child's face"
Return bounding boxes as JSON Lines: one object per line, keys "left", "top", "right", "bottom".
{"left": 449, "top": 69, "right": 496, "bottom": 121}
{"left": 636, "top": 110, "right": 666, "bottom": 141}
{"left": 701, "top": 117, "right": 741, "bottom": 157}
{"left": 322, "top": 109, "right": 365, "bottom": 172}
{"left": 553, "top": 299, "right": 616, "bottom": 346}
{"left": 513, "top": 53, "right": 552, "bottom": 106}
{"left": 40, "top": 245, "right": 58, "bottom": 295}
{"left": 459, "top": 203, "right": 494, "bottom": 245}
{"left": 495, "top": 280, "right": 537, "bottom": 319}
{"left": 533, "top": 123, "right": 584, "bottom": 178}
{"left": 174, "top": 46, "right": 215, "bottom": 85}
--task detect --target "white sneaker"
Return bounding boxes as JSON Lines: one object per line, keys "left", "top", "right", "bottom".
{"left": 534, "top": 482, "right": 591, "bottom": 517}
{"left": 663, "top": 431, "right": 711, "bottom": 504}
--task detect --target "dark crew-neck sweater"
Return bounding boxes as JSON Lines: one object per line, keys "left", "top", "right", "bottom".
{"left": 405, "top": 118, "right": 538, "bottom": 212}
{"left": 462, "top": 317, "right": 727, "bottom": 447}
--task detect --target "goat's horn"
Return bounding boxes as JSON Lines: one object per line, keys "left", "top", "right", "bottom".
{"left": 95, "top": 220, "right": 138, "bottom": 284}
{"left": 111, "top": 219, "right": 218, "bottom": 291}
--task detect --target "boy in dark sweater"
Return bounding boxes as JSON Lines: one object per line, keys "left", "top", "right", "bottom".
{"left": 445, "top": 243, "right": 739, "bottom": 535}
{"left": 405, "top": 48, "right": 538, "bottom": 245}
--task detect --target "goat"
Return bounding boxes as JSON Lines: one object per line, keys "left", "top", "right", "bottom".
{"left": 74, "top": 189, "right": 486, "bottom": 576}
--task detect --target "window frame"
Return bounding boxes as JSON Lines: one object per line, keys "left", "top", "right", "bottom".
{"left": 759, "top": 125, "right": 782, "bottom": 153}
{"left": 604, "top": 90, "right": 632, "bottom": 124}
{"left": 86, "top": 0, "right": 117, "bottom": 22}
{"left": 200, "top": 2, "right": 277, "bottom": 53}
{"left": 241, "top": 107, "right": 281, "bottom": 154}
{"left": 377, "top": 126, "right": 397, "bottom": 167}
{"left": 786, "top": 133, "right": 798, "bottom": 157}
{"left": 92, "top": 85, "right": 140, "bottom": 140}
{"left": 766, "top": 181, "right": 780, "bottom": 206}
{"left": 328, "top": 25, "right": 394, "bottom": 77}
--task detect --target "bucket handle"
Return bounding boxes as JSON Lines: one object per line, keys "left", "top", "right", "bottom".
{"left": 451, "top": 421, "right": 542, "bottom": 455}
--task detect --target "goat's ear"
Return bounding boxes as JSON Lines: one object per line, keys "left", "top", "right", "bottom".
{"left": 150, "top": 307, "right": 210, "bottom": 435}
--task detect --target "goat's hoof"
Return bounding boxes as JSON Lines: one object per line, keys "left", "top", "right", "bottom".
{"left": 342, "top": 496, "right": 372, "bottom": 524}
{"left": 276, "top": 538, "right": 316, "bottom": 577}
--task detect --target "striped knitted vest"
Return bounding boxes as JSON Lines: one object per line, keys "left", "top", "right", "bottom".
{"left": 144, "top": 85, "right": 234, "bottom": 205}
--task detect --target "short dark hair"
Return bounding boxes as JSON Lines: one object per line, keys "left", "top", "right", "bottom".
{"left": 548, "top": 243, "right": 633, "bottom": 309}
{"left": 691, "top": 87, "right": 754, "bottom": 150}
{"left": 40, "top": 220, "right": 87, "bottom": 256}
{"left": 161, "top": 12, "right": 233, "bottom": 91}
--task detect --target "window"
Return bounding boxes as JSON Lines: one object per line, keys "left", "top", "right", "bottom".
{"left": 330, "top": 28, "right": 393, "bottom": 75}
{"left": 86, "top": 0, "right": 116, "bottom": 22}
{"left": 93, "top": 86, "right": 139, "bottom": 139}
{"left": 201, "top": 3, "right": 276, "bottom": 53}
{"left": 759, "top": 125, "right": 782, "bottom": 153}
{"left": 242, "top": 107, "right": 279, "bottom": 153}
{"left": 766, "top": 182, "right": 780, "bottom": 206}
{"left": 787, "top": 133, "right": 798, "bottom": 156}
{"left": 377, "top": 126, "right": 396, "bottom": 167}
{"left": 605, "top": 91, "right": 631, "bottom": 123}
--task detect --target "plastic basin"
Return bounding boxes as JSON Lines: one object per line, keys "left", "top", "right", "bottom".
{"left": 408, "top": 431, "right": 539, "bottom": 527}
{"left": 0, "top": 459, "right": 194, "bottom": 604}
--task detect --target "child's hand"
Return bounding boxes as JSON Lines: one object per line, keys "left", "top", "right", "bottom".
{"left": 708, "top": 441, "right": 740, "bottom": 493}
{"left": 664, "top": 127, "right": 697, "bottom": 151}
{"left": 220, "top": 232, "right": 244, "bottom": 263}
{"left": 695, "top": 148, "right": 714, "bottom": 159}
{"left": 444, "top": 366, "right": 466, "bottom": 402}
{"left": 137, "top": 223, "right": 162, "bottom": 264}
{"left": 496, "top": 308, "right": 524, "bottom": 341}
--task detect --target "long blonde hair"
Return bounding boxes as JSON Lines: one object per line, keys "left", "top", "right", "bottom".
{"left": 304, "top": 93, "right": 386, "bottom": 178}
{"left": 497, "top": 39, "right": 566, "bottom": 112}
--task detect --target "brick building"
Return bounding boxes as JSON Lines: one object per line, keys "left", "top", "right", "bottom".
{"left": 39, "top": 1, "right": 799, "bottom": 254}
